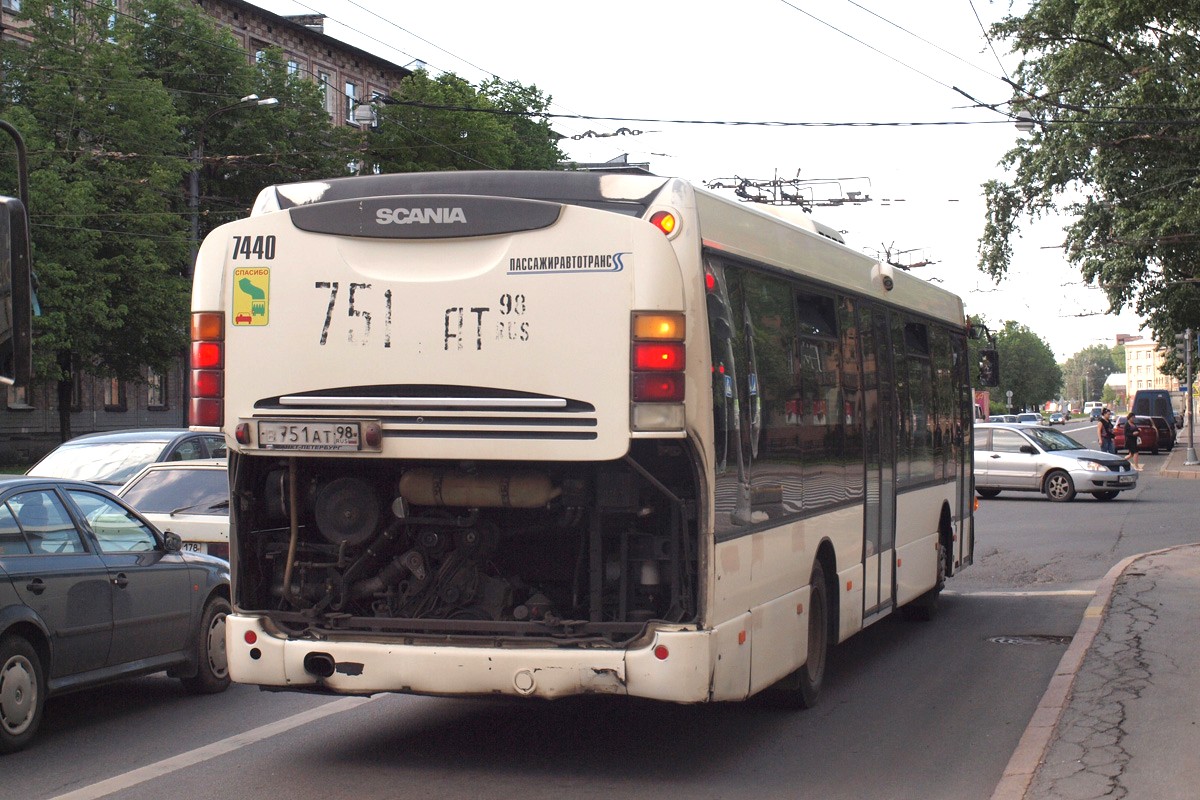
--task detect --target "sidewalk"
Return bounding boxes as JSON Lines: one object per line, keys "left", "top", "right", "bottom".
{"left": 991, "top": 439, "right": 1200, "bottom": 800}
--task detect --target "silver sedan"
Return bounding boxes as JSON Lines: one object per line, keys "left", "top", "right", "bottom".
{"left": 974, "top": 423, "right": 1137, "bottom": 502}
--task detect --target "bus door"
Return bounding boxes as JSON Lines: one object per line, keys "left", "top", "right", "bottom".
{"left": 860, "top": 307, "right": 896, "bottom": 621}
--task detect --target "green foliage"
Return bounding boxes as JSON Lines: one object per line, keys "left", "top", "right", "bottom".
{"left": 980, "top": 1, "right": 1200, "bottom": 361}
{"left": 980, "top": 320, "right": 1062, "bottom": 410}
{"left": 367, "top": 69, "right": 563, "bottom": 173}
{"left": 0, "top": 0, "right": 189, "bottom": 383}
{"left": 1061, "top": 344, "right": 1118, "bottom": 405}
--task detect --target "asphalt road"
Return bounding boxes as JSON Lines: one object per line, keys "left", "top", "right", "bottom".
{"left": 8, "top": 439, "right": 1196, "bottom": 800}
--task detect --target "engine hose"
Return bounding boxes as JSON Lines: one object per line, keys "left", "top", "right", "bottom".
{"left": 330, "top": 519, "right": 405, "bottom": 611}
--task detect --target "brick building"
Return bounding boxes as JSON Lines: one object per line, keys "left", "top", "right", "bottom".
{"left": 0, "top": 0, "right": 412, "bottom": 464}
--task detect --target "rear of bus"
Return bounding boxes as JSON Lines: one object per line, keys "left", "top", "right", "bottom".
{"left": 190, "top": 172, "right": 712, "bottom": 701}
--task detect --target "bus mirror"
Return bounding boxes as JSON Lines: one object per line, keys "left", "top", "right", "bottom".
{"left": 978, "top": 348, "right": 1000, "bottom": 387}
{"left": 0, "top": 195, "right": 32, "bottom": 388}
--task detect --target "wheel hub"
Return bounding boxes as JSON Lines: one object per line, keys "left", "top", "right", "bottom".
{"left": 0, "top": 656, "right": 36, "bottom": 735}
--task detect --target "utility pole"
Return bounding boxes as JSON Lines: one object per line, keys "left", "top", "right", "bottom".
{"left": 1183, "top": 328, "right": 1198, "bottom": 465}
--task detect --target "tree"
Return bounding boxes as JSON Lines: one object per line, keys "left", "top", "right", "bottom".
{"left": 1061, "top": 344, "right": 1118, "bottom": 407}
{"left": 993, "top": 321, "right": 1062, "bottom": 411}
{"left": 124, "top": 0, "right": 359, "bottom": 247}
{"left": 366, "top": 69, "right": 563, "bottom": 173}
{"left": 0, "top": 0, "right": 190, "bottom": 441}
{"left": 978, "top": 2, "right": 1200, "bottom": 365}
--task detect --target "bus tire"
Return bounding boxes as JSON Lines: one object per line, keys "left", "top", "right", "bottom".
{"left": 762, "top": 561, "right": 829, "bottom": 710}
{"left": 0, "top": 634, "right": 44, "bottom": 754}
{"left": 903, "top": 541, "right": 946, "bottom": 622}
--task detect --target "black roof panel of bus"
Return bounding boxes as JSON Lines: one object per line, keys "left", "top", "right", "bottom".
{"left": 268, "top": 171, "right": 671, "bottom": 217}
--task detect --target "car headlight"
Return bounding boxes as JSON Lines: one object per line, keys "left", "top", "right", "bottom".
{"left": 1079, "top": 460, "right": 1107, "bottom": 471}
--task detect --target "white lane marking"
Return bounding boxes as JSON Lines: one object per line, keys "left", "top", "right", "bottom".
{"left": 49, "top": 695, "right": 381, "bottom": 800}
{"left": 946, "top": 589, "right": 1096, "bottom": 597}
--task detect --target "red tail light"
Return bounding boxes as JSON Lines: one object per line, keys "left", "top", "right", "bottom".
{"left": 190, "top": 312, "right": 224, "bottom": 427}
{"left": 633, "top": 373, "right": 685, "bottom": 402}
{"left": 630, "top": 312, "right": 685, "bottom": 424}
{"left": 633, "top": 342, "right": 685, "bottom": 371}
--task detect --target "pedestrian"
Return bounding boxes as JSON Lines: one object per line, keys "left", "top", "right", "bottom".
{"left": 1122, "top": 411, "right": 1142, "bottom": 470}
{"left": 1097, "top": 408, "right": 1116, "bottom": 454}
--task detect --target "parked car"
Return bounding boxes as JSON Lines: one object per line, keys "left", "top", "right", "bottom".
{"left": 1130, "top": 389, "right": 1181, "bottom": 429}
{"left": 1016, "top": 412, "right": 1042, "bottom": 424}
{"left": 0, "top": 477, "right": 230, "bottom": 753}
{"left": 25, "top": 429, "right": 228, "bottom": 488}
{"left": 1112, "top": 416, "right": 1162, "bottom": 455}
{"left": 1048, "top": 412, "right": 1066, "bottom": 425}
{"left": 1147, "top": 416, "right": 1176, "bottom": 450}
{"left": 973, "top": 423, "right": 1137, "bottom": 502}
{"left": 117, "top": 460, "right": 229, "bottom": 559}
{"left": 988, "top": 414, "right": 1020, "bottom": 423}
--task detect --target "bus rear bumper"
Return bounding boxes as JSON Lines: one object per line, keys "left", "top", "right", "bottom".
{"left": 227, "top": 614, "right": 714, "bottom": 703}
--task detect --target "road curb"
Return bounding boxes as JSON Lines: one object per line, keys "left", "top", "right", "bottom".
{"left": 987, "top": 548, "right": 1177, "bottom": 800}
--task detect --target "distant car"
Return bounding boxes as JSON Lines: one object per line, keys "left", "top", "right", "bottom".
{"left": 117, "top": 459, "right": 229, "bottom": 559}
{"left": 26, "top": 429, "right": 228, "bottom": 488}
{"left": 974, "top": 423, "right": 1137, "bottom": 502}
{"left": 1147, "top": 416, "right": 1176, "bottom": 450}
{"left": 988, "top": 414, "right": 1020, "bottom": 423}
{"left": 1016, "top": 412, "right": 1042, "bottom": 425}
{"left": 1089, "top": 407, "right": 1106, "bottom": 421}
{"left": 1048, "top": 412, "right": 1065, "bottom": 425}
{"left": 1112, "top": 416, "right": 1161, "bottom": 455}
{"left": 0, "top": 477, "right": 230, "bottom": 753}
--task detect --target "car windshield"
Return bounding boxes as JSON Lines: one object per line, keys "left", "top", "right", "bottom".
{"left": 27, "top": 442, "right": 166, "bottom": 485}
{"left": 120, "top": 468, "right": 229, "bottom": 515}
{"left": 1023, "top": 427, "right": 1087, "bottom": 452}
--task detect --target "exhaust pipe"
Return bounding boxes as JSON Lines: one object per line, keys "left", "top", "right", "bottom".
{"left": 303, "top": 652, "right": 336, "bottom": 678}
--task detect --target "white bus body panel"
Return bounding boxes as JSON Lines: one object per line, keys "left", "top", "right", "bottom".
{"left": 194, "top": 204, "right": 686, "bottom": 463}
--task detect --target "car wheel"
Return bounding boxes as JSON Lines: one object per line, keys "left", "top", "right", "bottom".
{"left": 1044, "top": 470, "right": 1077, "bottom": 502}
{"left": 1094, "top": 491, "right": 1119, "bottom": 501}
{"left": 181, "top": 596, "right": 231, "bottom": 695}
{"left": 976, "top": 488, "right": 1001, "bottom": 498}
{"left": 0, "top": 635, "right": 44, "bottom": 754}
{"left": 761, "top": 561, "right": 829, "bottom": 709}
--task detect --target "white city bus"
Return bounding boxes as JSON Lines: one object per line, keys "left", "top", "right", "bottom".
{"left": 190, "top": 171, "right": 975, "bottom": 707}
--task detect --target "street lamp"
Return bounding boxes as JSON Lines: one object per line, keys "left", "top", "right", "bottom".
{"left": 188, "top": 94, "right": 279, "bottom": 275}
{"left": 184, "top": 93, "right": 278, "bottom": 425}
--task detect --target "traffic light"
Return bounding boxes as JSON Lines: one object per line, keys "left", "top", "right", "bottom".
{"left": 978, "top": 348, "right": 1000, "bottom": 387}
{"left": 1176, "top": 332, "right": 1189, "bottom": 361}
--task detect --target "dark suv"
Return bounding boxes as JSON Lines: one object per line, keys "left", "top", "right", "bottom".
{"left": 0, "top": 478, "right": 231, "bottom": 753}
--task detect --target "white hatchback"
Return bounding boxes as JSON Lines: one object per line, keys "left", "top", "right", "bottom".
{"left": 117, "top": 459, "right": 229, "bottom": 558}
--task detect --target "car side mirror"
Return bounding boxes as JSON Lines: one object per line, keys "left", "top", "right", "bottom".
{"left": 162, "top": 530, "right": 183, "bottom": 553}
{"left": 1020, "top": 445, "right": 1037, "bottom": 455}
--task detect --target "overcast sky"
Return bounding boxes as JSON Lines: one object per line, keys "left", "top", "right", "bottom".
{"left": 247, "top": 0, "right": 1148, "bottom": 362}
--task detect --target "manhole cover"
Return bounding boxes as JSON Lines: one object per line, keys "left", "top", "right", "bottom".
{"left": 989, "top": 635, "right": 1073, "bottom": 646}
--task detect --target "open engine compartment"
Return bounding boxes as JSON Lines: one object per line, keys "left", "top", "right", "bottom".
{"left": 230, "top": 440, "right": 700, "bottom": 644}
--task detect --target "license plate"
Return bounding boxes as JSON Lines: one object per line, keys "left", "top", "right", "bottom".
{"left": 182, "top": 542, "right": 203, "bottom": 553}
{"left": 1118, "top": 475, "right": 1133, "bottom": 484}
{"left": 259, "top": 420, "right": 361, "bottom": 451}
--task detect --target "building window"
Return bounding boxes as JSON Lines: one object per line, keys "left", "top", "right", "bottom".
{"left": 1, "top": 0, "right": 21, "bottom": 12}
{"left": 103, "top": 377, "right": 126, "bottom": 412}
{"left": 6, "top": 384, "right": 31, "bottom": 410}
{"left": 147, "top": 369, "right": 167, "bottom": 410}
{"left": 344, "top": 81, "right": 358, "bottom": 124}
{"left": 287, "top": 59, "right": 301, "bottom": 76}
{"left": 318, "top": 70, "right": 337, "bottom": 118}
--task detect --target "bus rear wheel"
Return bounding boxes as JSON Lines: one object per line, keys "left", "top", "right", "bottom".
{"left": 762, "top": 561, "right": 829, "bottom": 710}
